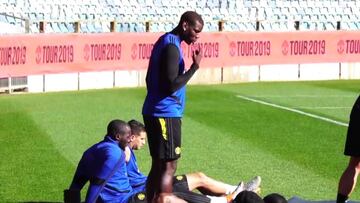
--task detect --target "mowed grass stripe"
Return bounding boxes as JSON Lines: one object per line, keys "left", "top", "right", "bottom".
{"left": 0, "top": 111, "right": 74, "bottom": 202}
{"left": 180, "top": 117, "right": 339, "bottom": 200}
{"left": 186, "top": 86, "right": 354, "bottom": 197}
{"left": 209, "top": 80, "right": 359, "bottom": 123}
{"left": 0, "top": 80, "right": 359, "bottom": 201}
{"left": 0, "top": 88, "right": 147, "bottom": 202}
{"left": 236, "top": 94, "right": 349, "bottom": 127}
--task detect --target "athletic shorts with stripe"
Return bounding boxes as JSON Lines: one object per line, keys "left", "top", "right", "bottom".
{"left": 344, "top": 95, "right": 360, "bottom": 156}
{"left": 143, "top": 116, "right": 181, "bottom": 160}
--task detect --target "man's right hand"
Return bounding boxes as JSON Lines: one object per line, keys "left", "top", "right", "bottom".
{"left": 192, "top": 47, "right": 202, "bottom": 67}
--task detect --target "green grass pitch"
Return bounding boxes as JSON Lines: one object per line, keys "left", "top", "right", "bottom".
{"left": 0, "top": 79, "right": 359, "bottom": 202}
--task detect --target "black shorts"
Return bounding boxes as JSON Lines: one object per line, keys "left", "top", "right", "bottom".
{"left": 127, "top": 190, "right": 210, "bottom": 203}
{"left": 173, "top": 175, "right": 190, "bottom": 192}
{"left": 143, "top": 116, "right": 181, "bottom": 160}
{"left": 344, "top": 96, "right": 360, "bottom": 156}
{"left": 174, "top": 191, "right": 211, "bottom": 203}
{"left": 128, "top": 192, "right": 147, "bottom": 203}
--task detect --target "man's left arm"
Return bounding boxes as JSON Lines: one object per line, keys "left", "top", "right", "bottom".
{"left": 85, "top": 149, "right": 121, "bottom": 202}
{"left": 160, "top": 44, "right": 199, "bottom": 94}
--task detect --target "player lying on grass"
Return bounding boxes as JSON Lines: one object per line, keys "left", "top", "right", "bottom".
{"left": 126, "top": 119, "right": 262, "bottom": 202}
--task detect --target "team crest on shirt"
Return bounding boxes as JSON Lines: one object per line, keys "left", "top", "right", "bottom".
{"left": 175, "top": 147, "right": 181, "bottom": 155}
{"left": 137, "top": 193, "right": 146, "bottom": 200}
{"left": 176, "top": 175, "right": 183, "bottom": 181}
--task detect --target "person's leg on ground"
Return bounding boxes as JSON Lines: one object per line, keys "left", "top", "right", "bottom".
{"left": 185, "top": 172, "right": 261, "bottom": 196}
{"left": 185, "top": 172, "right": 235, "bottom": 196}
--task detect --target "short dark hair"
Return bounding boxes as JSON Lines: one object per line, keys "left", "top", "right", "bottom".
{"left": 263, "top": 193, "right": 287, "bottom": 203}
{"left": 107, "top": 119, "right": 129, "bottom": 138}
{"left": 179, "top": 11, "right": 204, "bottom": 27}
{"left": 128, "top": 119, "right": 145, "bottom": 136}
{"left": 233, "top": 191, "right": 264, "bottom": 203}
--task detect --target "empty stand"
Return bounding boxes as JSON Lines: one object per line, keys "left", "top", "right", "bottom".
{"left": 0, "top": 0, "right": 360, "bottom": 33}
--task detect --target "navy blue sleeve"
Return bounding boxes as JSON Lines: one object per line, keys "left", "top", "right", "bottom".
{"left": 85, "top": 148, "right": 121, "bottom": 203}
{"left": 160, "top": 44, "right": 199, "bottom": 94}
{"left": 69, "top": 157, "right": 89, "bottom": 191}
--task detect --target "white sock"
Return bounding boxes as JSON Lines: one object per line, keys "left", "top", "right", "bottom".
{"left": 225, "top": 185, "right": 238, "bottom": 195}
{"left": 207, "top": 196, "right": 228, "bottom": 203}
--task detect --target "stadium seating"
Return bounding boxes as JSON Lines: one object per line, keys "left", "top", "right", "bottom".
{"left": 0, "top": 0, "right": 360, "bottom": 33}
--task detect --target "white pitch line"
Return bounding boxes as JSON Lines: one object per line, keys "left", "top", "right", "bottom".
{"left": 236, "top": 95, "right": 349, "bottom": 127}
{"left": 296, "top": 106, "right": 351, "bottom": 109}
{"left": 251, "top": 95, "right": 356, "bottom": 98}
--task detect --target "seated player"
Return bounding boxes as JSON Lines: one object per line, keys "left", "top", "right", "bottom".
{"left": 65, "top": 119, "right": 191, "bottom": 203}
{"left": 65, "top": 119, "right": 251, "bottom": 203}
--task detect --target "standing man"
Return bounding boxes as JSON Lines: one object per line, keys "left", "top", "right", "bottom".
{"left": 337, "top": 95, "right": 360, "bottom": 203}
{"left": 142, "top": 11, "right": 204, "bottom": 203}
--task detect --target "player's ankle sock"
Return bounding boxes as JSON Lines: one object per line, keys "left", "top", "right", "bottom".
{"left": 225, "top": 185, "right": 237, "bottom": 195}
{"left": 336, "top": 193, "right": 348, "bottom": 203}
{"left": 207, "top": 196, "right": 228, "bottom": 203}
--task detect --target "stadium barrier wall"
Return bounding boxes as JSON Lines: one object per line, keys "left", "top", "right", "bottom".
{"left": 1, "top": 31, "right": 360, "bottom": 92}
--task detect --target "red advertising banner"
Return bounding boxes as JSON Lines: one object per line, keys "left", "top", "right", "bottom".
{"left": 1, "top": 31, "right": 360, "bottom": 77}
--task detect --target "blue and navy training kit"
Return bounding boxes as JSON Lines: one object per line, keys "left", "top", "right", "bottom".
{"left": 142, "top": 32, "right": 198, "bottom": 117}
{"left": 69, "top": 136, "right": 138, "bottom": 203}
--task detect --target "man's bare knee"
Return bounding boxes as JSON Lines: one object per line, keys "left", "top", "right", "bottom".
{"left": 194, "top": 172, "right": 208, "bottom": 184}
{"left": 349, "top": 157, "right": 360, "bottom": 171}
{"left": 195, "top": 172, "right": 206, "bottom": 178}
{"left": 355, "top": 161, "right": 360, "bottom": 172}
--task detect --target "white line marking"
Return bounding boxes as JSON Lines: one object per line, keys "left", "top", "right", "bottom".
{"left": 236, "top": 95, "right": 349, "bottom": 127}
{"left": 295, "top": 107, "right": 351, "bottom": 109}
{"left": 251, "top": 95, "right": 355, "bottom": 98}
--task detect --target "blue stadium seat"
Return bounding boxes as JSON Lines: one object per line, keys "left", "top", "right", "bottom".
{"left": 268, "top": 0, "right": 276, "bottom": 7}
{"left": 1, "top": 0, "right": 360, "bottom": 33}
{"left": 50, "top": 22, "right": 61, "bottom": 32}
{"left": 37, "top": 12, "right": 45, "bottom": 20}
{"left": 0, "top": 14, "right": 6, "bottom": 22}
{"left": 299, "top": 22, "right": 310, "bottom": 30}
{"left": 87, "top": 23, "right": 97, "bottom": 33}
{"left": 66, "top": 22, "right": 75, "bottom": 32}
{"left": 261, "top": 22, "right": 272, "bottom": 31}
{"left": 149, "top": 22, "right": 157, "bottom": 32}
{"left": 324, "top": 22, "right": 336, "bottom": 30}
{"left": 59, "top": 22, "right": 69, "bottom": 32}
{"left": 80, "top": 23, "right": 89, "bottom": 33}
{"left": 30, "top": 22, "right": 40, "bottom": 33}
{"left": 94, "top": 22, "right": 103, "bottom": 32}
{"left": 348, "top": 22, "right": 358, "bottom": 30}
{"left": 6, "top": 15, "right": 16, "bottom": 25}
